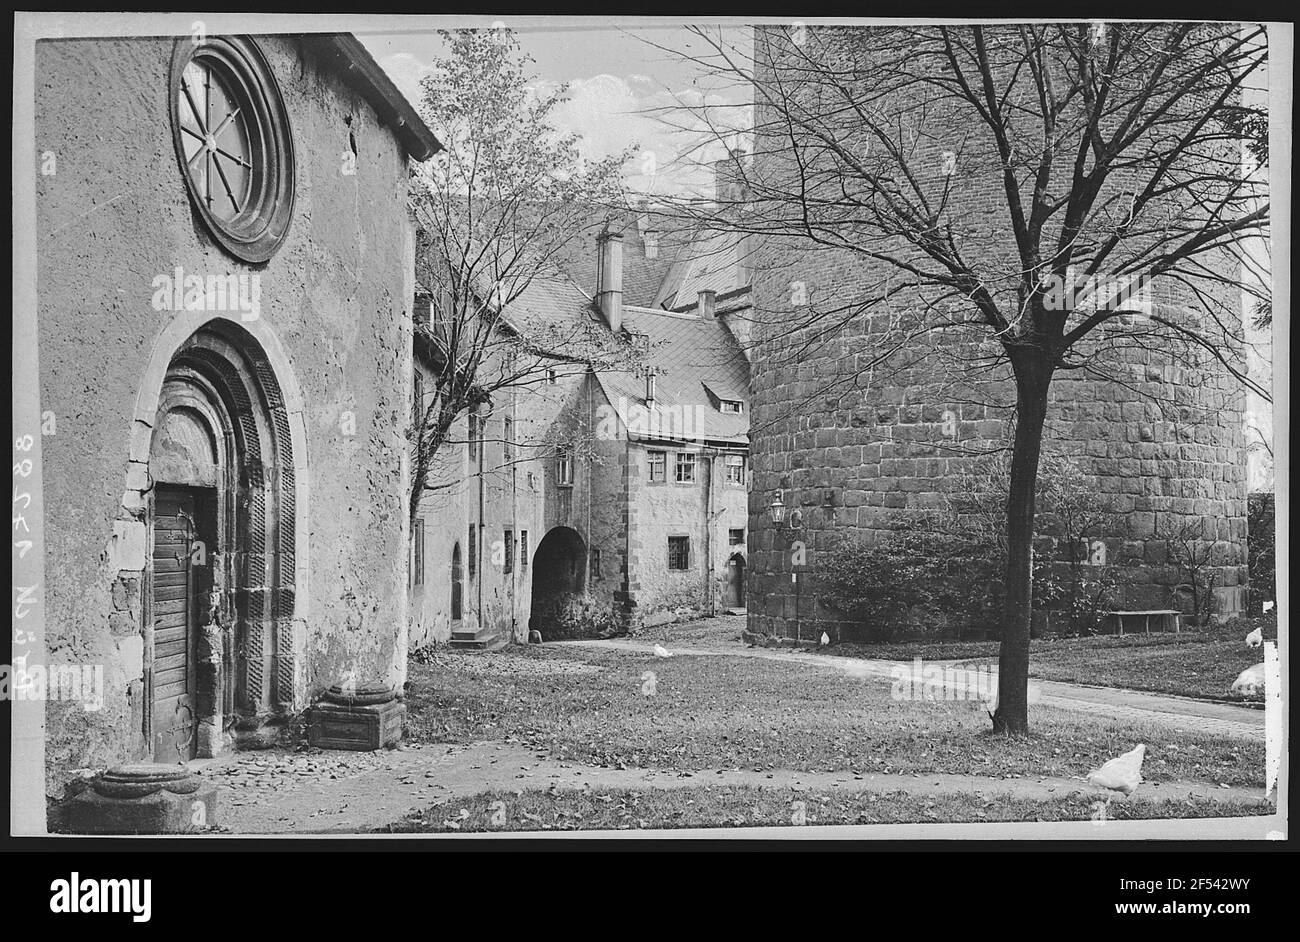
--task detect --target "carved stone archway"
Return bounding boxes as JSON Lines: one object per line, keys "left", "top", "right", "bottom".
{"left": 132, "top": 317, "right": 306, "bottom": 756}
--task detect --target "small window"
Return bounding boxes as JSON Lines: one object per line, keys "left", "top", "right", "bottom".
{"left": 468, "top": 413, "right": 479, "bottom": 462}
{"left": 504, "top": 528, "right": 514, "bottom": 574}
{"left": 412, "top": 520, "right": 426, "bottom": 587}
{"left": 413, "top": 370, "right": 424, "bottom": 432}
{"left": 557, "top": 446, "right": 574, "bottom": 486}
{"left": 468, "top": 524, "right": 477, "bottom": 580}
{"left": 546, "top": 367, "right": 558, "bottom": 385}
{"left": 648, "top": 450, "right": 667, "bottom": 483}
{"left": 451, "top": 542, "right": 463, "bottom": 620}
{"left": 668, "top": 536, "right": 690, "bottom": 570}
{"left": 591, "top": 548, "right": 602, "bottom": 578}
{"left": 675, "top": 452, "right": 697, "bottom": 484}
{"left": 520, "top": 530, "right": 529, "bottom": 570}
{"left": 729, "top": 528, "right": 745, "bottom": 546}
{"left": 725, "top": 455, "right": 745, "bottom": 485}
{"left": 720, "top": 400, "right": 742, "bottom": 414}
{"left": 503, "top": 417, "right": 514, "bottom": 463}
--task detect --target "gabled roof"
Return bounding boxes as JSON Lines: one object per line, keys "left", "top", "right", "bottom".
{"left": 497, "top": 274, "right": 616, "bottom": 362}
{"left": 551, "top": 210, "right": 678, "bottom": 308}
{"left": 303, "top": 34, "right": 442, "bottom": 161}
{"left": 653, "top": 229, "right": 749, "bottom": 311}
{"left": 594, "top": 306, "right": 750, "bottom": 446}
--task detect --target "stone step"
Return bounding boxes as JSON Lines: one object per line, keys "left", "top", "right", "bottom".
{"left": 449, "top": 631, "right": 507, "bottom": 651}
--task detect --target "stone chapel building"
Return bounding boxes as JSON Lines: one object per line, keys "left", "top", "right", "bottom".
{"left": 34, "top": 32, "right": 439, "bottom": 786}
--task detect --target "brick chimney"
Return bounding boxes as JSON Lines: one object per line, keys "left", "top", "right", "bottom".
{"left": 714, "top": 147, "right": 748, "bottom": 208}
{"left": 596, "top": 230, "right": 624, "bottom": 332}
{"left": 413, "top": 290, "right": 433, "bottom": 327}
{"left": 698, "top": 289, "right": 717, "bottom": 319}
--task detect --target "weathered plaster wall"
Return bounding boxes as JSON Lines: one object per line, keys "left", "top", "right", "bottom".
{"left": 626, "top": 442, "right": 748, "bottom": 615}
{"left": 36, "top": 35, "right": 414, "bottom": 788}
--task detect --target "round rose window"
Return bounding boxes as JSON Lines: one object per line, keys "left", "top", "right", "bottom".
{"left": 170, "top": 37, "right": 295, "bottom": 263}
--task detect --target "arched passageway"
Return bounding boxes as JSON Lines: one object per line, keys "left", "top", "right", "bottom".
{"left": 529, "top": 526, "right": 587, "bottom": 635}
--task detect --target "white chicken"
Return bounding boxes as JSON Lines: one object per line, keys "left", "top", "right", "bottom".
{"left": 1245, "top": 627, "right": 1263, "bottom": 648}
{"left": 653, "top": 644, "right": 673, "bottom": 659}
{"left": 819, "top": 632, "right": 830, "bottom": 647}
{"left": 1231, "top": 663, "right": 1265, "bottom": 697}
{"left": 1087, "top": 744, "right": 1146, "bottom": 796}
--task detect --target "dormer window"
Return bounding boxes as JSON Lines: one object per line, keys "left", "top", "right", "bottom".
{"left": 720, "top": 400, "right": 742, "bottom": 414}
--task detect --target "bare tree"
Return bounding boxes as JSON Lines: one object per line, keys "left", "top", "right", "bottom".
{"left": 408, "top": 27, "right": 639, "bottom": 527}
{"left": 651, "top": 22, "right": 1269, "bottom": 733}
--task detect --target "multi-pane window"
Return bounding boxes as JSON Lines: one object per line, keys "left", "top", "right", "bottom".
{"left": 675, "top": 452, "right": 697, "bottom": 483}
{"left": 520, "top": 530, "right": 529, "bottom": 570}
{"left": 729, "top": 528, "right": 745, "bottom": 546}
{"left": 720, "top": 400, "right": 742, "bottom": 414}
{"left": 546, "top": 367, "right": 558, "bottom": 385}
{"left": 557, "top": 446, "right": 574, "bottom": 485}
{"left": 412, "top": 520, "right": 425, "bottom": 587}
{"left": 668, "top": 536, "right": 690, "bottom": 570}
{"left": 468, "top": 523, "right": 477, "bottom": 580}
{"left": 468, "top": 413, "right": 479, "bottom": 462}
{"left": 591, "top": 548, "right": 602, "bottom": 578}
{"left": 504, "top": 529, "right": 514, "bottom": 574}
{"left": 725, "top": 455, "right": 745, "bottom": 485}
{"left": 648, "top": 450, "right": 667, "bottom": 482}
{"left": 503, "top": 417, "right": 514, "bottom": 463}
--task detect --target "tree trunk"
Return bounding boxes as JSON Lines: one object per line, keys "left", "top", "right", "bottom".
{"left": 992, "top": 353, "right": 1053, "bottom": 735}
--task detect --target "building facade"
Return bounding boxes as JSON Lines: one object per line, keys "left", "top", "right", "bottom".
{"left": 407, "top": 200, "right": 753, "bottom": 645}
{"left": 35, "top": 33, "right": 438, "bottom": 788}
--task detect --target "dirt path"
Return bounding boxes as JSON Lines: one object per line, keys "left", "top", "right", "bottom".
{"left": 209, "top": 740, "right": 1264, "bottom": 834}
{"left": 562, "top": 637, "right": 1265, "bottom": 741}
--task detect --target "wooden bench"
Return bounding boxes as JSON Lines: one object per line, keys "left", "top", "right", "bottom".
{"left": 1104, "top": 609, "right": 1182, "bottom": 635}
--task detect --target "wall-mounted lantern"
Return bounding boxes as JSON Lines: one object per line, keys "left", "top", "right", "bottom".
{"left": 768, "top": 489, "right": 786, "bottom": 525}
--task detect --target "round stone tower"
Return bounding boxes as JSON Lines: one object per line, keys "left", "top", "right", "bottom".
{"left": 744, "top": 26, "right": 1252, "bottom": 643}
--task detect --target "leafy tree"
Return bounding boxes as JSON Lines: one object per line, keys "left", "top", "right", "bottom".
{"left": 408, "top": 28, "right": 638, "bottom": 526}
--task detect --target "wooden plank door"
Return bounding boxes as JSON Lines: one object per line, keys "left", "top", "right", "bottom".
{"left": 152, "top": 486, "right": 198, "bottom": 762}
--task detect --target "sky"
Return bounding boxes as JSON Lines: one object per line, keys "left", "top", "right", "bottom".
{"left": 358, "top": 21, "right": 754, "bottom": 198}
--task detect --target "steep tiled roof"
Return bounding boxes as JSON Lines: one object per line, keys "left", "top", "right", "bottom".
{"left": 552, "top": 210, "right": 678, "bottom": 308}
{"left": 653, "top": 229, "right": 749, "bottom": 311}
{"left": 594, "top": 306, "right": 750, "bottom": 445}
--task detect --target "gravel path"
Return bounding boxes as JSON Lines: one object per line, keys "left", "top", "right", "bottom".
{"left": 562, "top": 635, "right": 1265, "bottom": 742}
{"left": 207, "top": 740, "right": 1265, "bottom": 834}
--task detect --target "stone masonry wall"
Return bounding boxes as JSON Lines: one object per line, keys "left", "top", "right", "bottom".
{"left": 746, "top": 26, "right": 1249, "bottom": 643}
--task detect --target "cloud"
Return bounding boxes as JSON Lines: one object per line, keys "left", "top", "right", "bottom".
{"left": 375, "top": 50, "right": 751, "bottom": 198}
{"left": 379, "top": 52, "right": 430, "bottom": 112}
{"left": 539, "top": 73, "right": 752, "bottom": 198}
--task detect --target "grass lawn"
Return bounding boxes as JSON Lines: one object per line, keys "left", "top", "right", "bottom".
{"left": 382, "top": 785, "right": 1274, "bottom": 832}
{"left": 405, "top": 644, "right": 1264, "bottom": 787}
{"left": 824, "top": 618, "right": 1276, "bottom": 703}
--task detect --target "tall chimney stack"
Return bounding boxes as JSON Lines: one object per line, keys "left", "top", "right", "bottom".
{"left": 596, "top": 230, "right": 624, "bottom": 333}
{"left": 714, "top": 146, "right": 749, "bottom": 208}
{"left": 698, "top": 289, "right": 717, "bottom": 319}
